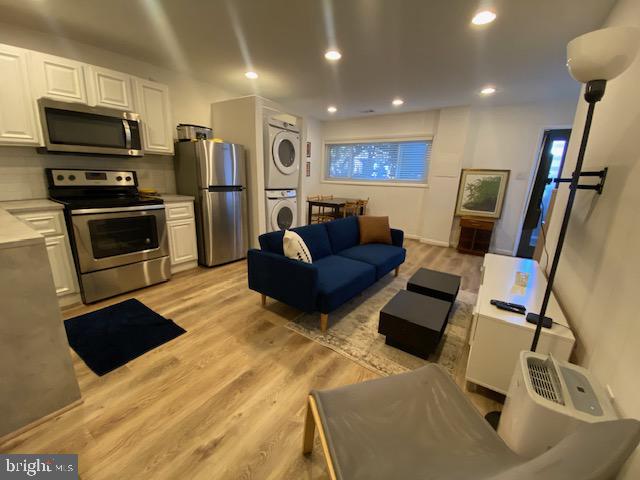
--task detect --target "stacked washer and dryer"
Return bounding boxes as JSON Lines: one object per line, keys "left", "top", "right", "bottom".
{"left": 264, "top": 116, "right": 301, "bottom": 232}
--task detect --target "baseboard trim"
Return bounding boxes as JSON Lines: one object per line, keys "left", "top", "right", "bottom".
{"left": 404, "top": 234, "right": 421, "bottom": 241}
{"left": 0, "top": 398, "right": 83, "bottom": 448}
{"left": 170, "top": 260, "right": 198, "bottom": 274}
{"left": 492, "top": 248, "right": 513, "bottom": 256}
{"left": 404, "top": 234, "right": 452, "bottom": 248}
{"left": 59, "top": 293, "right": 82, "bottom": 310}
{"left": 419, "top": 238, "right": 451, "bottom": 247}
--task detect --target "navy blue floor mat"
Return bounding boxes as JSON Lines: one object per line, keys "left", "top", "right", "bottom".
{"left": 64, "top": 298, "right": 186, "bottom": 376}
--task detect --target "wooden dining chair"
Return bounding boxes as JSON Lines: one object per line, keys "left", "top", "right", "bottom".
{"left": 358, "top": 197, "right": 369, "bottom": 215}
{"left": 341, "top": 198, "right": 369, "bottom": 217}
{"left": 317, "top": 195, "right": 336, "bottom": 223}
{"left": 308, "top": 195, "right": 335, "bottom": 224}
{"left": 308, "top": 195, "right": 320, "bottom": 224}
{"left": 341, "top": 200, "right": 360, "bottom": 218}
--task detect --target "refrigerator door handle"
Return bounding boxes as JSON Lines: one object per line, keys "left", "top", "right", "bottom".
{"left": 207, "top": 185, "right": 243, "bottom": 192}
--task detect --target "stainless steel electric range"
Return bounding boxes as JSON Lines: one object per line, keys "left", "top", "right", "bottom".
{"left": 47, "top": 168, "right": 171, "bottom": 303}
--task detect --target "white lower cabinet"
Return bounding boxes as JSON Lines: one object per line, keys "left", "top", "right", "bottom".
{"left": 165, "top": 200, "right": 198, "bottom": 273}
{"left": 12, "top": 208, "right": 79, "bottom": 305}
{"left": 45, "top": 234, "right": 77, "bottom": 296}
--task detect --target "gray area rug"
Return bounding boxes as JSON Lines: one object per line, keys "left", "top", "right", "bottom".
{"left": 285, "top": 274, "right": 476, "bottom": 377}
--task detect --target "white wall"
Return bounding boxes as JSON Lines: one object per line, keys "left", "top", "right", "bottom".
{"left": 300, "top": 116, "right": 323, "bottom": 204}
{"left": 0, "top": 21, "right": 234, "bottom": 201}
{"left": 544, "top": 0, "right": 640, "bottom": 475}
{"left": 307, "top": 102, "right": 577, "bottom": 251}
{"left": 421, "top": 107, "right": 472, "bottom": 246}
{"left": 311, "top": 111, "right": 439, "bottom": 236}
{"left": 461, "top": 101, "right": 577, "bottom": 254}
{"left": 0, "top": 148, "right": 175, "bottom": 201}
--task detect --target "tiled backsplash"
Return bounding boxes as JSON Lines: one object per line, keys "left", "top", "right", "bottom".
{"left": 0, "top": 147, "right": 176, "bottom": 201}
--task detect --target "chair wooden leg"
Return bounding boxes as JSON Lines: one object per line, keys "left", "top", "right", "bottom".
{"left": 261, "top": 294, "right": 267, "bottom": 306}
{"left": 320, "top": 313, "right": 329, "bottom": 332}
{"left": 307, "top": 395, "right": 338, "bottom": 480}
{"left": 302, "top": 396, "right": 316, "bottom": 455}
{"left": 394, "top": 266, "right": 400, "bottom": 277}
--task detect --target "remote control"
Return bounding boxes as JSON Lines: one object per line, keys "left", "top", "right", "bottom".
{"left": 490, "top": 299, "right": 526, "bottom": 314}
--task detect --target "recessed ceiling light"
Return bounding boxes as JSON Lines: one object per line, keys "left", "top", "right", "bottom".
{"left": 480, "top": 86, "right": 496, "bottom": 95}
{"left": 327, "top": 106, "right": 337, "bottom": 113}
{"left": 472, "top": 10, "right": 497, "bottom": 25}
{"left": 392, "top": 98, "right": 404, "bottom": 106}
{"left": 244, "top": 71, "right": 258, "bottom": 79}
{"left": 324, "top": 50, "right": 342, "bottom": 61}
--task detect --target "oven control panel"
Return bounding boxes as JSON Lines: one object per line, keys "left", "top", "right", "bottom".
{"left": 49, "top": 169, "right": 136, "bottom": 187}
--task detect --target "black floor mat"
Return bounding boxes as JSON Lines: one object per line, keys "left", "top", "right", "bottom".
{"left": 64, "top": 298, "right": 186, "bottom": 376}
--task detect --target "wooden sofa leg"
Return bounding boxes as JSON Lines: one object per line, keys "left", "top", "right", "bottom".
{"left": 320, "top": 313, "right": 329, "bottom": 332}
{"left": 261, "top": 294, "right": 267, "bottom": 306}
{"left": 394, "top": 266, "right": 400, "bottom": 277}
{"left": 302, "top": 396, "right": 316, "bottom": 455}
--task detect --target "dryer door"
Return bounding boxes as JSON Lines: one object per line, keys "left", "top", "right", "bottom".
{"left": 272, "top": 130, "right": 300, "bottom": 175}
{"left": 271, "top": 199, "right": 297, "bottom": 231}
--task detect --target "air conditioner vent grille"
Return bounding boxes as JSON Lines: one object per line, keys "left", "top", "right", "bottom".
{"left": 527, "top": 357, "right": 564, "bottom": 405}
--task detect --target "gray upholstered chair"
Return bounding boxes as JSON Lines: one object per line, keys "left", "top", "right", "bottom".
{"left": 303, "top": 364, "right": 640, "bottom": 480}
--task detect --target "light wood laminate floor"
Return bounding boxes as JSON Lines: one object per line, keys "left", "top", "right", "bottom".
{"left": 1, "top": 241, "right": 502, "bottom": 479}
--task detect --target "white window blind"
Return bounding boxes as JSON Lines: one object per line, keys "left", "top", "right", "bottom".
{"left": 325, "top": 140, "right": 431, "bottom": 183}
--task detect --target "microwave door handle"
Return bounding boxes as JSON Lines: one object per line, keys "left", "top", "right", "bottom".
{"left": 122, "top": 119, "right": 132, "bottom": 150}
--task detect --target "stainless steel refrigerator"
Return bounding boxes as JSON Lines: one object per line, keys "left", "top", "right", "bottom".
{"left": 175, "top": 141, "right": 248, "bottom": 266}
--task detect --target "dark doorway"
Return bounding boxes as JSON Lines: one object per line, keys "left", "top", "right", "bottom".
{"left": 517, "top": 129, "right": 571, "bottom": 258}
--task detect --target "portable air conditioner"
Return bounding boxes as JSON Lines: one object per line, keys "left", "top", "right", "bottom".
{"left": 497, "top": 351, "right": 617, "bottom": 458}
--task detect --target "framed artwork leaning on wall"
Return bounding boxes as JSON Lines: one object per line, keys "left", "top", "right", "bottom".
{"left": 455, "top": 169, "right": 510, "bottom": 219}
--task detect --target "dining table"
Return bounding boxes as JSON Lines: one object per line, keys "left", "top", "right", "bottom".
{"left": 306, "top": 197, "right": 362, "bottom": 224}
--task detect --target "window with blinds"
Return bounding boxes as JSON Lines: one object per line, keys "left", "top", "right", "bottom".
{"left": 325, "top": 139, "right": 431, "bottom": 184}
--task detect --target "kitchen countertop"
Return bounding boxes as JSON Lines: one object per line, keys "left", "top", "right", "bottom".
{"left": 156, "top": 194, "right": 195, "bottom": 203}
{"left": 0, "top": 199, "right": 64, "bottom": 213}
{"left": 0, "top": 208, "right": 43, "bottom": 250}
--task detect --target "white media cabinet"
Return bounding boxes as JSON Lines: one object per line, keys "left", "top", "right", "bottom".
{"left": 466, "top": 254, "right": 575, "bottom": 395}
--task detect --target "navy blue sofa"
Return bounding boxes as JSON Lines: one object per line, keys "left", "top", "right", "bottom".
{"left": 247, "top": 216, "right": 406, "bottom": 331}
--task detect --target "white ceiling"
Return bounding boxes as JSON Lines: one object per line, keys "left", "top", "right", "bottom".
{"left": 0, "top": 0, "right": 616, "bottom": 119}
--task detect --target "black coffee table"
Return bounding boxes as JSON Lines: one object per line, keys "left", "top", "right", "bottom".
{"left": 378, "top": 290, "right": 452, "bottom": 359}
{"left": 407, "top": 268, "right": 461, "bottom": 306}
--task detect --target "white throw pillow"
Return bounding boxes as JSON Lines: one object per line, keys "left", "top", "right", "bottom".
{"left": 283, "top": 230, "right": 312, "bottom": 263}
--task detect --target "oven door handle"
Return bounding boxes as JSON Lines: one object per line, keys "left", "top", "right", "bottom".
{"left": 123, "top": 119, "right": 132, "bottom": 150}
{"left": 71, "top": 204, "right": 165, "bottom": 215}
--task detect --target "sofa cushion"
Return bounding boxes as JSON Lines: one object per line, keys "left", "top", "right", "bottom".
{"left": 337, "top": 244, "right": 406, "bottom": 279}
{"left": 358, "top": 216, "right": 392, "bottom": 245}
{"left": 283, "top": 230, "right": 312, "bottom": 263}
{"left": 314, "top": 255, "right": 376, "bottom": 313}
{"left": 325, "top": 216, "right": 360, "bottom": 253}
{"left": 258, "top": 224, "right": 333, "bottom": 260}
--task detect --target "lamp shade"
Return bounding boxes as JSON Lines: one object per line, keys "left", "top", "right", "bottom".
{"left": 567, "top": 26, "right": 640, "bottom": 83}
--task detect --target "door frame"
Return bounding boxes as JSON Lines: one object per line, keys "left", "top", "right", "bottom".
{"left": 511, "top": 125, "right": 573, "bottom": 257}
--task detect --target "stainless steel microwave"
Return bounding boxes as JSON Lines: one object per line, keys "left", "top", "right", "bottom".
{"left": 38, "top": 98, "right": 144, "bottom": 157}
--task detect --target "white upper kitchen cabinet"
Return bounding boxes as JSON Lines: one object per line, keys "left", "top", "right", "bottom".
{"left": 85, "top": 65, "right": 134, "bottom": 111}
{"left": 29, "top": 51, "right": 88, "bottom": 104}
{"left": 133, "top": 77, "right": 174, "bottom": 154}
{"left": 0, "top": 44, "right": 40, "bottom": 145}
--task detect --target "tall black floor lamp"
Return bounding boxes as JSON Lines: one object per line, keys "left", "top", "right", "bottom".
{"left": 485, "top": 26, "right": 640, "bottom": 431}
{"left": 530, "top": 25, "right": 640, "bottom": 352}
